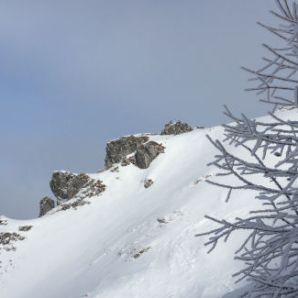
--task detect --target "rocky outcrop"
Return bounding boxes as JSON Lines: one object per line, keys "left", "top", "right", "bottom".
{"left": 105, "top": 136, "right": 165, "bottom": 169}
{"left": 58, "top": 199, "right": 90, "bottom": 212}
{"left": 50, "top": 172, "right": 89, "bottom": 201}
{"left": 135, "top": 141, "right": 165, "bottom": 169}
{"left": 105, "top": 135, "right": 149, "bottom": 168}
{"left": 161, "top": 121, "right": 193, "bottom": 135}
{"left": 39, "top": 197, "right": 55, "bottom": 217}
{"left": 50, "top": 171, "right": 106, "bottom": 203}
{"left": 0, "top": 232, "right": 25, "bottom": 251}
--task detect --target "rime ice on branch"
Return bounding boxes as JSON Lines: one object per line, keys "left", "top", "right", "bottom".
{"left": 197, "top": 1, "right": 298, "bottom": 297}
{"left": 243, "top": 0, "right": 298, "bottom": 108}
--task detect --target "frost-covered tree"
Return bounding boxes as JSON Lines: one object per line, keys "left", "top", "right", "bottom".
{"left": 197, "top": 1, "right": 298, "bottom": 297}
{"left": 243, "top": 0, "right": 298, "bottom": 108}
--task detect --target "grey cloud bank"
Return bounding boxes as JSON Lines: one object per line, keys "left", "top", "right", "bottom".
{"left": 0, "top": 0, "right": 273, "bottom": 219}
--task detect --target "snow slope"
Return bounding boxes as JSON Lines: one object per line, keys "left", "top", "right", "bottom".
{"left": 1, "top": 109, "right": 297, "bottom": 298}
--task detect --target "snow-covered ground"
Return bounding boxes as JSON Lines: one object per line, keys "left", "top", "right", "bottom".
{"left": 1, "top": 109, "right": 297, "bottom": 298}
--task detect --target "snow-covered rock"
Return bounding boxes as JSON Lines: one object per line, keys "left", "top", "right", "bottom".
{"left": 161, "top": 121, "right": 193, "bottom": 135}
{"left": 134, "top": 141, "right": 165, "bottom": 169}
{"left": 50, "top": 172, "right": 106, "bottom": 204}
{"left": 105, "top": 135, "right": 165, "bottom": 169}
{"left": 105, "top": 135, "right": 149, "bottom": 168}
{"left": 50, "top": 172, "right": 90, "bottom": 201}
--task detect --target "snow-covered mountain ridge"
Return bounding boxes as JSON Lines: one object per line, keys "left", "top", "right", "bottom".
{"left": 1, "top": 109, "right": 297, "bottom": 298}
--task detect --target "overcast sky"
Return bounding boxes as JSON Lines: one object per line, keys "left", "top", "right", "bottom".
{"left": 1, "top": 0, "right": 277, "bottom": 219}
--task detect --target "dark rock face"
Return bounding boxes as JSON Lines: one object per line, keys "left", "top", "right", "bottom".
{"left": 135, "top": 141, "right": 165, "bottom": 169}
{"left": 39, "top": 197, "right": 55, "bottom": 216}
{"left": 59, "top": 199, "right": 90, "bottom": 212}
{"left": 0, "top": 219, "right": 7, "bottom": 226}
{"left": 105, "top": 135, "right": 149, "bottom": 168}
{"left": 105, "top": 135, "right": 165, "bottom": 169}
{"left": 161, "top": 121, "right": 193, "bottom": 135}
{"left": 50, "top": 171, "right": 106, "bottom": 204}
{"left": 50, "top": 172, "right": 89, "bottom": 201}
{"left": 39, "top": 197, "right": 55, "bottom": 217}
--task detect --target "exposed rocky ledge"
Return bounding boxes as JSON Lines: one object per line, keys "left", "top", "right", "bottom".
{"left": 39, "top": 197, "right": 55, "bottom": 217}
{"left": 0, "top": 232, "right": 25, "bottom": 251}
{"left": 105, "top": 135, "right": 149, "bottom": 168}
{"left": 50, "top": 172, "right": 89, "bottom": 201}
{"left": 38, "top": 172, "right": 106, "bottom": 216}
{"left": 144, "top": 179, "right": 154, "bottom": 189}
{"left": 105, "top": 136, "right": 165, "bottom": 169}
{"left": 161, "top": 121, "right": 193, "bottom": 135}
{"left": 50, "top": 172, "right": 106, "bottom": 202}
{"left": 134, "top": 141, "right": 165, "bottom": 169}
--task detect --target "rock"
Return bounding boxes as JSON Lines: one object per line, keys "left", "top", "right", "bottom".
{"left": 50, "top": 171, "right": 106, "bottom": 208}
{"left": 39, "top": 197, "right": 55, "bottom": 217}
{"left": 121, "top": 159, "right": 130, "bottom": 167}
{"left": 105, "top": 135, "right": 165, "bottom": 170}
{"left": 105, "top": 135, "right": 149, "bottom": 168}
{"left": 57, "top": 179, "right": 106, "bottom": 212}
{"left": 135, "top": 141, "right": 165, "bottom": 169}
{"left": 157, "top": 218, "right": 168, "bottom": 224}
{"left": 0, "top": 232, "right": 25, "bottom": 246}
{"left": 78, "top": 179, "right": 106, "bottom": 199}
{"left": 59, "top": 200, "right": 90, "bottom": 212}
{"left": 110, "top": 166, "right": 119, "bottom": 173}
{"left": 0, "top": 219, "right": 7, "bottom": 226}
{"left": 19, "top": 225, "right": 32, "bottom": 232}
{"left": 161, "top": 121, "right": 193, "bottom": 135}
{"left": 50, "top": 172, "right": 90, "bottom": 201}
{"left": 144, "top": 179, "right": 154, "bottom": 188}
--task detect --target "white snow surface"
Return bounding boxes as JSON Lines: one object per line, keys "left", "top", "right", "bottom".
{"left": 1, "top": 109, "right": 297, "bottom": 298}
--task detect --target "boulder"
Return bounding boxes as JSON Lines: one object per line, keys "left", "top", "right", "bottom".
{"left": 50, "top": 171, "right": 106, "bottom": 204}
{"left": 50, "top": 172, "right": 89, "bottom": 201}
{"left": 39, "top": 197, "right": 55, "bottom": 217}
{"left": 19, "top": 225, "right": 32, "bottom": 232}
{"left": 161, "top": 121, "right": 193, "bottom": 135}
{"left": 135, "top": 141, "right": 165, "bottom": 169}
{"left": 105, "top": 135, "right": 149, "bottom": 168}
{"left": 105, "top": 135, "right": 165, "bottom": 170}
{"left": 144, "top": 179, "right": 154, "bottom": 189}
